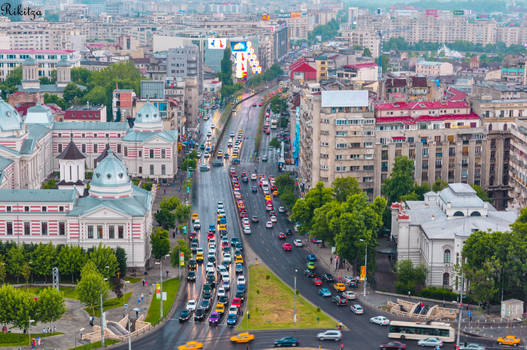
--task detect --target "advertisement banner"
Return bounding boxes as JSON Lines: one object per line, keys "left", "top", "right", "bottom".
{"left": 179, "top": 252, "right": 185, "bottom": 267}
{"left": 290, "top": 12, "right": 302, "bottom": 18}
{"left": 261, "top": 14, "right": 270, "bottom": 21}
{"left": 208, "top": 38, "right": 226, "bottom": 50}
{"left": 360, "top": 266, "right": 366, "bottom": 281}
{"left": 425, "top": 9, "right": 438, "bottom": 16}
{"left": 453, "top": 9, "right": 464, "bottom": 16}
{"left": 231, "top": 41, "right": 248, "bottom": 52}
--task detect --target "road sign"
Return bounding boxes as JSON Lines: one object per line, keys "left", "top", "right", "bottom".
{"left": 162, "top": 292, "right": 167, "bottom": 301}
{"left": 180, "top": 252, "right": 185, "bottom": 267}
{"left": 360, "top": 266, "right": 366, "bottom": 281}
{"left": 183, "top": 225, "right": 187, "bottom": 234}
{"left": 186, "top": 186, "right": 190, "bottom": 194}
{"left": 124, "top": 304, "right": 128, "bottom": 308}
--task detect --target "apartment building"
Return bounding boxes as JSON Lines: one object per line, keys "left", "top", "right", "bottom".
{"left": 0, "top": 49, "right": 80, "bottom": 81}
{"left": 471, "top": 98, "right": 527, "bottom": 209}
{"left": 298, "top": 86, "right": 376, "bottom": 198}
{"left": 509, "top": 118, "right": 527, "bottom": 209}
{"left": 0, "top": 22, "right": 85, "bottom": 51}
{"left": 63, "top": 104, "right": 107, "bottom": 122}
{"left": 112, "top": 89, "right": 136, "bottom": 122}
{"left": 166, "top": 45, "right": 199, "bottom": 80}
{"left": 374, "top": 101, "right": 485, "bottom": 200}
{"left": 285, "top": 16, "right": 310, "bottom": 40}
{"left": 337, "top": 29, "right": 380, "bottom": 58}
{"left": 336, "top": 62, "right": 378, "bottom": 83}
{"left": 415, "top": 60, "right": 454, "bottom": 77}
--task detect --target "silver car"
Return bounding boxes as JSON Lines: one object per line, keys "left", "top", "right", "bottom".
{"left": 316, "top": 330, "right": 342, "bottom": 341}
{"left": 459, "top": 344, "right": 485, "bottom": 350}
{"left": 417, "top": 337, "right": 443, "bottom": 347}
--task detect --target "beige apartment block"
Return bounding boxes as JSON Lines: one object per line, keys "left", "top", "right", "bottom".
{"left": 509, "top": 118, "right": 527, "bottom": 209}
{"left": 299, "top": 87, "right": 376, "bottom": 198}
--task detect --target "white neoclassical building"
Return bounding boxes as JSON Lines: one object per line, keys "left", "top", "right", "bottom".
{"left": 391, "top": 183, "right": 518, "bottom": 291}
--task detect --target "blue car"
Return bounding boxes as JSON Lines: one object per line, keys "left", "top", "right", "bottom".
{"left": 237, "top": 284, "right": 246, "bottom": 293}
{"left": 209, "top": 224, "right": 216, "bottom": 233}
{"left": 307, "top": 254, "right": 317, "bottom": 262}
{"left": 319, "top": 288, "right": 331, "bottom": 297}
{"left": 227, "top": 313, "right": 237, "bottom": 326}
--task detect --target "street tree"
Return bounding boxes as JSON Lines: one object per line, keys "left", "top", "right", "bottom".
{"left": 472, "top": 184, "right": 491, "bottom": 202}
{"left": 32, "top": 243, "right": 57, "bottom": 282}
{"left": 395, "top": 259, "right": 428, "bottom": 294}
{"left": 171, "top": 240, "right": 191, "bottom": 267}
{"left": 269, "top": 137, "right": 281, "bottom": 149}
{"left": 21, "top": 263, "right": 31, "bottom": 285}
{"left": 77, "top": 270, "right": 109, "bottom": 315}
{"left": 58, "top": 245, "right": 86, "bottom": 282}
{"left": 154, "top": 209, "right": 176, "bottom": 230}
{"left": 0, "top": 258, "right": 6, "bottom": 283}
{"left": 432, "top": 178, "right": 448, "bottom": 192}
{"left": 35, "top": 287, "right": 66, "bottom": 326}
{"left": 280, "top": 191, "right": 298, "bottom": 209}
{"left": 291, "top": 182, "right": 333, "bottom": 234}
{"left": 9, "top": 288, "right": 35, "bottom": 330}
{"left": 7, "top": 245, "right": 25, "bottom": 282}
{"left": 312, "top": 201, "right": 343, "bottom": 245}
{"left": 463, "top": 261, "right": 499, "bottom": 306}
{"left": 151, "top": 228, "right": 171, "bottom": 260}
{"left": 115, "top": 247, "right": 127, "bottom": 278}
{"left": 332, "top": 177, "right": 361, "bottom": 202}
{"left": 88, "top": 244, "right": 119, "bottom": 279}
{"left": 381, "top": 156, "right": 415, "bottom": 203}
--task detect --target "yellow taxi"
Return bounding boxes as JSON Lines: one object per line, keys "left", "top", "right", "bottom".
{"left": 235, "top": 255, "right": 244, "bottom": 264}
{"left": 230, "top": 332, "right": 255, "bottom": 344}
{"left": 215, "top": 303, "right": 225, "bottom": 314}
{"left": 273, "top": 190, "right": 279, "bottom": 196}
{"left": 196, "top": 252, "right": 204, "bottom": 262}
{"left": 497, "top": 335, "right": 521, "bottom": 346}
{"left": 217, "top": 215, "right": 224, "bottom": 224}
{"left": 264, "top": 194, "right": 271, "bottom": 201}
{"left": 191, "top": 213, "right": 199, "bottom": 221}
{"left": 177, "top": 341, "right": 203, "bottom": 350}
{"left": 218, "top": 224, "right": 227, "bottom": 232}
{"left": 333, "top": 282, "right": 346, "bottom": 292}
{"left": 218, "top": 151, "right": 223, "bottom": 158}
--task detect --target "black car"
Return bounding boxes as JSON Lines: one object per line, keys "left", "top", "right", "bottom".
{"left": 323, "top": 273, "right": 334, "bottom": 283}
{"left": 200, "top": 299, "right": 211, "bottom": 310}
{"left": 242, "top": 176, "right": 248, "bottom": 183}
{"left": 252, "top": 186, "right": 258, "bottom": 192}
{"left": 208, "top": 255, "right": 216, "bottom": 264}
{"left": 286, "top": 229, "right": 293, "bottom": 236}
{"left": 332, "top": 295, "right": 348, "bottom": 306}
{"left": 191, "top": 243, "right": 198, "bottom": 253}
{"left": 187, "top": 271, "right": 196, "bottom": 282}
{"left": 194, "top": 307, "right": 205, "bottom": 321}
{"left": 274, "top": 337, "right": 299, "bottom": 347}
{"left": 218, "top": 295, "right": 228, "bottom": 304}
{"left": 231, "top": 238, "right": 240, "bottom": 247}
{"left": 304, "top": 269, "right": 316, "bottom": 278}
{"left": 179, "top": 310, "right": 191, "bottom": 322}
{"left": 188, "top": 259, "right": 197, "bottom": 270}
{"left": 202, "top": 290, "right": 212, "bottom": 300}
{"left": 251, "top": 216, "right": 259, "bottom": 223}
{"left": 235, "top": 290, "right": 245, "bottom": 301}
{"left": 235, "top": 242, "right": 243, "bottom": 251}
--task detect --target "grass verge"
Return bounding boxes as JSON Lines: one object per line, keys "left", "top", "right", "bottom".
{"left": 145, "top": 278, "right": 181, "bottom": 325}
{"left": 124, "top": 276, "right": 142, "bottom": 284}
{"left": 0, "top": 332, "right": 62, "bottom": 346}
{"left": 238, "top": 265, "right": 335, "bottom": 330}
{"left": 85, "top": 292, "right": 133, "bottom": 317}
{"left": 254, "top": 99, "right": 270, "bottom": 153}
{"left": 20, "top": 286, "right": 79, "bottom": 300}
{"left": 67, "top": 339, "right": 119, "bottom": 350}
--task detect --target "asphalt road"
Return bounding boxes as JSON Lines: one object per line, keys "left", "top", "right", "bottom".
{"left": 116, "top": 94, "right": 499, "bottom": 350}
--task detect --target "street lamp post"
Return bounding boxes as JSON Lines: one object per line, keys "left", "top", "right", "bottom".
{"left": 294, "top": 268, "right": 298, "bottom": 326}
{"left": 75, "top": 327, "right": 84, "bottom": 349}
{"left": 123, "top": 280, "right": 131, "bottom": 350}
{"left": 28, "top": 319, "right": 34, "bottom": 347}
{"left": 101, "top": 268, "right": 109, "bottom": 347}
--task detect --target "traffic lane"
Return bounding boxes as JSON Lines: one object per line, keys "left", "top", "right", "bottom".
{"left": 236, "top": 182, "right": 390, "bottom": 348}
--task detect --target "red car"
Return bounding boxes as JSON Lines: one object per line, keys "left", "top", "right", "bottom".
{"left": 379, "top": 341, "right": 406, "bottom": 349}
{"left": 221, "top": 241, "right": 229, "bottom": 249}
{"left": 241, "top": 172, "right": 247, "bottom": 177}
{"left": 189, "top": 232, "right": 197, "bottom": 240}
{"left": 240, "top": 212, "right": 247, "bottom": 218}
{"left": 232, "top": 298, "right": 242, "bottom": 308}
{"left": 278, "top": 232, "right": 286, "bottom": 240}
{"left": 230, "top": 171, "right": 237, "bottom": 177}
{"left": 207, "top": 232, "right": 215, "bottom": 240}
{"left": 313, "top": 277, "right": 322, "bottom": 286}
{"left": 282, "top": 243, "right": 292, "bottom": 251}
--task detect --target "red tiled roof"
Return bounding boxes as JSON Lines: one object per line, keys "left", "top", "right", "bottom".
{"left": 411, "top": 76, "right": 427, "bottom": 88}
{"left": 445, "top": 87, "right": 468, "bottom": 102}
{"left": 385, "top": 78, "right": 407, "bottom": 88}
{"left": 376, "top": 112, "right": 480, "bottom": 124}
{"left": 290, "top": 62, "right": 316, "bottom": 73}
{"left": 343, "top": 62, "right": 377, "bottom": 70}
{"left": 375, "top": 100, "right": 469, "bottom": 111}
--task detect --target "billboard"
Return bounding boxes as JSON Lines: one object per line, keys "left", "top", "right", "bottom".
{"left": 208, "top": 38, "right": 226, "bottom": 49}
{"left": 453, "top": 9, "right": 464, "bottom": 16}
{"left": 231, "top": 41, "right": 248, "bottom": 52}
{"left": 261, "top": 14, "right": 270, "bottom": 21}
{"left": 425, "top": 9, "right": 438, "bottom": 17}
{"left": 290, "top": 12, "right": 302, "bottom": 18}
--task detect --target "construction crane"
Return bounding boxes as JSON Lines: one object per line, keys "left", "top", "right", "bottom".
{"left": 377, "top": 26, "right": 411, "bottom": 81}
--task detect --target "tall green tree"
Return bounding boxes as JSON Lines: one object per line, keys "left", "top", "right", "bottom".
{"left": 219, "top": 47, "right": 233, "bottom": 87}
{"left": 63, "top": 83, "right": 85, "bottom": 105}
{"left": 35, "top": 288, "right": 66, "bottom": 325}
{"left": 7, "top": 245, "right": 25, "bottom": 282}
{"left": 0, "top": 259, "right": 6, "bottom": 283}
{"left": 332, "top": 177, "right": 361, "bottom": 202}
{"left": 171, "top": 240, "right": 191, "bottom": 267}
{"left": 395, "top": 259, "right": 428, "bottom": 294}
{"left": 151, "top": 228, "right": 171, "bottom": 260}
{"left": 88, "top": 244, "right": 119, "bottom": 279}
{"left": 155, "top": 209, "right": 176, "bottom": 230}
{"left": 382, "top": 156, "right": 415, "bottom": 203}
{"left": 363, "top": 47, "right": 372, "bottom": 57}
{"left": 472, "top": 184, "right": 491, "bottom": 202}
{"left": 291, "top": 182, "right": 333, "bottom": 234}
{"left": 77, "top": 270, "right": 109, "bottom": 315}
{"left": 32, "top": 243, "right": 56, "bottom": 282}
{"left": 115, "top": 247, "right": 127, "bottom": 278}
{"left": 58, "top": 245, "right": 86, "bottom": 282}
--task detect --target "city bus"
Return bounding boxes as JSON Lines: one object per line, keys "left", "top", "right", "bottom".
{"left": 388, "top": 321, "right": 455, "bottom": 343}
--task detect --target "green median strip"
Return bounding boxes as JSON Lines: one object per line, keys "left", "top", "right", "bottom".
{"left": 85, "top": 292, "right": 133, "bottom": 317}
{"left": 67, "top": 339, "right": 119, "bottom": 350}
{"left": 238, "top": 265, "right": 336, "bottom": 330}
{"left": 145, "top": 278, "right": 181, "bottom": 325}
{"left": 124, "top": 276, "right": 142, "bottom": 284}
{"left": 0, "top": 332, "right": 63, "bottom": 346}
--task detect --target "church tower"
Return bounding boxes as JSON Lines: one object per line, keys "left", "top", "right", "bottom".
{"left": 57, "top": 140, "right": 86, "bottom": 195}
{"left": 56, "top": 58, "right": 72, "bottom": 88}
{"left": 21, "top": 57, "right": 40, "bottom": 90}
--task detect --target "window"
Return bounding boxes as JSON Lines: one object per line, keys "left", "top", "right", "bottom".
{"left": 162, "top": 164, "right": 166, "bottom": 175}
{"left": 150, "top": 165, "right": 154, "bottom": 175}
{"left": 7, "top": 222, "right": 12, "bottom": 235}
{"left": 59, "top": 206, "right": 64, "bottom": 212}
{"left": 59, "top": 222, "right": 65, "bottom": 236}
{"left": 150, "top": 149, "right": 154, "bottom": 158}
{"left": 124, "top": 147, "right": 128, "bottom": 157}
{"left": 109, "top": 225, "right": 115, "bottom": 239}
{"left": 94, "top": 144, "right": 98, "bottom": 153}
{"left": 139, "top": 166, "right": 142, "bottom": 174}
{"left": 118, "top": 225, "right": 124, "bottom": 239}
{"left": 443, "top": 273, "right": 449, "bottom": 287}
{"left": 443, "top": 249, "right": 451, "bottom": 263}
{"left": 42, "top": 222, "right": 48, "bottom": 236}
{"left": 82, "top": 144, "right": 86, "bottom": 153}
{"left": 58, "top": 143, "right": 62, "bottom": 153}
{"left": 88, "top": 225, "right": 94, "bottom": 239}
{"left": 6, "top": 206, "right": 10, "bottom": 212}
{"left": 42, "top": 206, "right": 47, "bottom": 212}
{"left": 97, "top": 225, "right": 103, "bottom": 239}
{"left": 161, "top": 149, "right": 166, "bottom": 158}
{"left": 139, "top": 151, "right": 142, "bottom": 157}
{"left": 24, "top": 222, "right": 30, "bottom": 235}
{"left": 453, "top": 211, "right": 464, "bottom": 217}
{"left": 117, "top": 144, "right": 121, "bottom": 153}
{"left": 25, "top": 206, "right": 29, "bottom": 212}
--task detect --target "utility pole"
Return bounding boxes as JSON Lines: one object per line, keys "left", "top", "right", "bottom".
{"left": 160, "top": 260, "right": 163, "bottom": 321}
{"left": 294, "top": 268, "right": 297, "bottom": 326}
{"left": 456, "top": 271, "right": 464, "bottom": 348}
{"left": 364, "top": 243, "right": 368, "bottom": 297}
{"left": 100, "top": 293, "right": 105, "bottom": 347}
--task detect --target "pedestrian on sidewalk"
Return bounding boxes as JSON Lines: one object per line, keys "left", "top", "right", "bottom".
{"left": 142, "top": 279, "right": 145, "bottom": 287}
{"left": 141, "top": 293, "right": 144, "bottom": 302}
{"left": 330, "top": 256, "right": 333, "bottom": 264}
